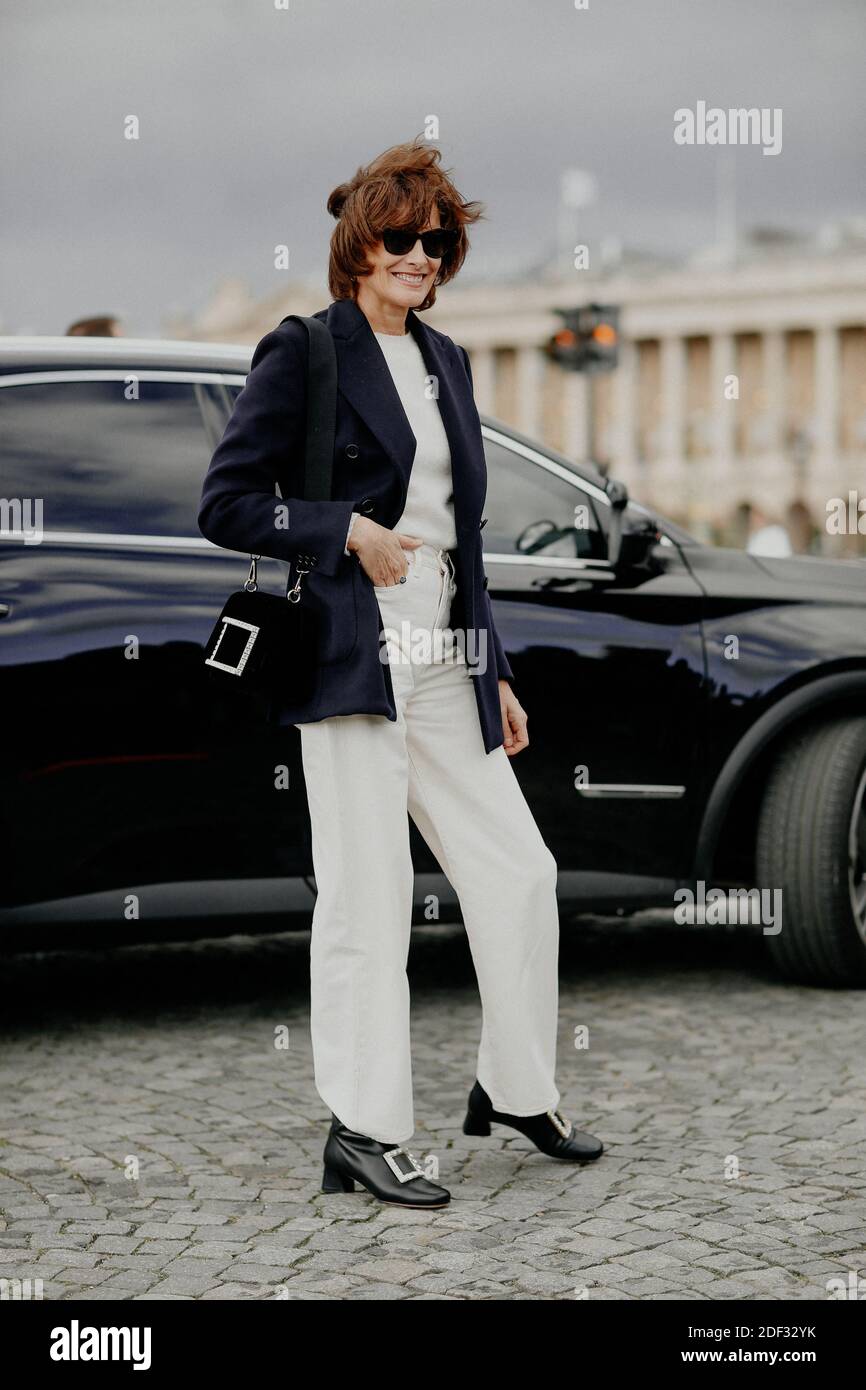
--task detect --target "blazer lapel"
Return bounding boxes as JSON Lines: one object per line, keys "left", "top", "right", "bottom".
{"left": 327, "top": 298, "right": 415, "bottom": 493}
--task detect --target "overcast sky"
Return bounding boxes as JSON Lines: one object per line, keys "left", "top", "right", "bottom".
{"left": 2, "top": 0, "right": 864, "bottom": 335}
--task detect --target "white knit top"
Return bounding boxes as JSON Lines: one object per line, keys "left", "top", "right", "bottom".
{"left": 347, "top": 328, "right": 457, "bottom": 553}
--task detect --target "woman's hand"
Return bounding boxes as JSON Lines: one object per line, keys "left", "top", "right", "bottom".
{"left": 499, "top": 680, "right": 528, "bottom": 756}
{"left": 348, "top": 515, "right": 423, "bottom": 586}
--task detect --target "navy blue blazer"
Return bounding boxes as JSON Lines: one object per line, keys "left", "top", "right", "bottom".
{"left": 197, "top": 296, "right": 514, "bottom": 754}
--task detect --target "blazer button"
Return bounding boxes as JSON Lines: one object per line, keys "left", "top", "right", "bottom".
{"left": 360, "top": 497, "right": 375, "bottom": 515}
{"left": 345, "top": 444, "right": 359, "bottom": 459}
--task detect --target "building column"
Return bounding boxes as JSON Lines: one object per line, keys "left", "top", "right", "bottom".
{"left": 514, "top": 344, "right": 545, "bottom": 439}
{"left": 468, "top": 346, "right": 496, "bottom": 417}
{"left": 561, "top": 369, "right": 591, "bottom": 462}
{"left": 611, "top": 338, "right": 637, "bottom": 486}
{"left": 761, "top": 329, "right": 786, "bottom": 455}
{"left": 658, "top": 335, "right": 686, "bottom": 459}
{"left": 755, "top": 328, "right": 790, "bottom": 504}
{"left": 707, "top": 332, "right": 736, "bottom": 516}
{"left": 658, "top": 333, "right": 686, "bottom": 467}
{"left": 652, "top": 334, "right": 688, "bottom": 517}
{"left": 709, "top": 332, "right": 736, "bottom": 466}
{"left": 812, "top": 325, "right": 840, "bottom": 488}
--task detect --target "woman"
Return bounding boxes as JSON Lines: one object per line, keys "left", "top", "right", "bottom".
{"left": 198, "top": 139, "right": 603, "bottom": 1209}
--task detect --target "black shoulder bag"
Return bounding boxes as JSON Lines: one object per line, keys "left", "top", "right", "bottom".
{"left": 203, "top": 314, "right": 337, "bottom": 706}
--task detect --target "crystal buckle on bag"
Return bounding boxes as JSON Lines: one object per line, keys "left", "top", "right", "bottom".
{"left": 382, "top": 1146, "right": 425, "bottom": 1183}
{"left": 547, "top": 1109, "right": 573, "bottom": 1140}
{"left": 205, "top": 616, "right": 260, "bottom": 675}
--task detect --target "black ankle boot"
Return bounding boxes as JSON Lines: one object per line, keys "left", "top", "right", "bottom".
{"left": 321, "top": 1115, "right": 451, "bottom": 1208}
{"left": 463, "top": 1080, "right": 603, "bottom": 1162}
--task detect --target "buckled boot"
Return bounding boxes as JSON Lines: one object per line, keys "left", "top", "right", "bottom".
{"left": 321, "top": 1115, "right": 451, "bottom": 1208}
{"left": 462, "top": 1080, "right": 603, "bottom": 1161}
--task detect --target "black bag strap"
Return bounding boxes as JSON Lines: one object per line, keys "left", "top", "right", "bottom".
{"left": 277, "top": 314, "right": 337, "bottom": 502}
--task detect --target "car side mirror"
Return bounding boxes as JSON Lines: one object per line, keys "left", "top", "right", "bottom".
{"left": 603, "top": 478, "right": 629, "bottom": 566}
{"left": 516, "top": 519, "right": 558, "bottom": 554}
{"left": 617, "top": 518, "right": 663, "bottom": 570}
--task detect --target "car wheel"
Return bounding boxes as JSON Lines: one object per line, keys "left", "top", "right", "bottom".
{"left": 756, "top": 714, "right": 866, "bottom": 986}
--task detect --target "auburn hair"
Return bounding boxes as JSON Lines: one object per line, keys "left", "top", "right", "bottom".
{"left": 326, "top": 138, "right": 484, "bottom": 310}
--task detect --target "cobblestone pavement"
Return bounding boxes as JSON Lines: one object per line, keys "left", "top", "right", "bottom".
{"left": 1, "top": 913, "right": 864, "bottom": 1301}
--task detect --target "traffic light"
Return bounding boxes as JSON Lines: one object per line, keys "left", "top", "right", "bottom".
{"left": 545, "top": 304, "right": 620, "bottom": 373}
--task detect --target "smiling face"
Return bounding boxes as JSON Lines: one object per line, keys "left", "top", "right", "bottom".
{"left": 355, "top": 203, "right": 443, "bottom": 332}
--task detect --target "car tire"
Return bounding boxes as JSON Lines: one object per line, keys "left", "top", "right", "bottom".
{"left": 756, "top": 714, "right": 866, "bottom": 986}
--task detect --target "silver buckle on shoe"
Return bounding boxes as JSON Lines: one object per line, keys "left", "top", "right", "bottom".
{"left": 547, "top": 1109, "right": 573, "bottom": 1140}
{"left": 382, "top": 1146, "right": 425, "bottom": 1183}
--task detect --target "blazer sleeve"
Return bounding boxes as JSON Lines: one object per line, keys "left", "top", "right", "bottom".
{"left": 197, "top": 323, "right": 355, "bottom": 577}
{"left": 458, "top": 344, "right": 514, "bottom": 685}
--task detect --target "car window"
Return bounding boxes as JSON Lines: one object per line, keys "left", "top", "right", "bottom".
{"left": 0, "top": 379, "right": 214, "bottom": 537}
{"left": 482, "top": 437, "right": 607, "bottom": 559}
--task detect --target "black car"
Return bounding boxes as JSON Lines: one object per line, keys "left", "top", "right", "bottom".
{"left": 2, "top": 335, "right": 865, "bottom": 985}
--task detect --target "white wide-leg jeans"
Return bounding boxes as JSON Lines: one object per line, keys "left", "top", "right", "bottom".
{"left": 297, "top": 543, "right": 561, "bottom": 1143}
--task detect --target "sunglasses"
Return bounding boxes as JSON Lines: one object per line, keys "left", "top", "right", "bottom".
{"left": 381, "top": 226, "right": 459, "bottom": 259}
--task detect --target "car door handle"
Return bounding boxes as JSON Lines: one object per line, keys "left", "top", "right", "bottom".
{"left": 531, "top": 566, "right": 618, "bottom": 590}
{"left": 531, "top": 575, "right": 596, "bottom": 591}
{"left": 0, "top": 603, "right": 9, "bottom": 618}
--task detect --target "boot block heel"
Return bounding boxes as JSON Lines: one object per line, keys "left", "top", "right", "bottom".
{"left": 321, "top": 1163, "right": 355, "bottom": 1193}
{"left": 462, "top": 1108, "right": 491, "bottom": 1136}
